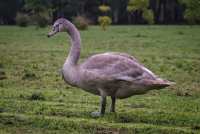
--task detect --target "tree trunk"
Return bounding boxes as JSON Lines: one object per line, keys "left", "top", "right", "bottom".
{"left": 158, "top": 1, "right": 164, "bottom": 23}
{"left": 113, "top": 10, "right": 119, "bottom": 24}
{"left": 128, "top": 13, "right": 132, "bottom": 24}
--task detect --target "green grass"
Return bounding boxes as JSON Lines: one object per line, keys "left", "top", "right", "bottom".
{"left": 0, "top": 25, "right": 200, "bottom": 134}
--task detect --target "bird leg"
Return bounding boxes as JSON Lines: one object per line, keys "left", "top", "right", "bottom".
{"left": 91, "top": 95, "right": 107, "bottom": 117}
{"left": 100, "top": 95, "right": 107, "bottom": 114}
{"left": 110, "top": 96, "right": 116, "bottom": 112}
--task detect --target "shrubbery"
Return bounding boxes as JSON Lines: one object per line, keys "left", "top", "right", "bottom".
{"left": 15, "top": 0, "right": 52, "bottom": 28}
{"left": 98, "top": 5, "right": 111, "bottom": 13}
{"left": 127, "top": 0, "right": 155, "bottom": 24}
{"left": 143, "top": 9, "right": 154, "bottom": 24}
{"left": 179, "top": 0, "right": 200, "bottom": 24}
{"left": 98, "top": 16, "right": 112, "bottom": 31}
{"left": 98, "top": 4, "right": 112, "bottom": 30}
{"left": 15, "top": 12, "right": 51, "bottom": 28}
{"left": 32, "top": 12, "right": 51, "bottom": 28}
{"left": 73, "top": 16, "right": 89, "bottom": 30}
{"left": 15, "top": 13, "right": 29, "bottom": 27}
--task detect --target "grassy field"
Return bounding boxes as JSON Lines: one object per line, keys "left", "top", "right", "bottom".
{"left": 0, "top": 25, "right": 200, "bottom": 134}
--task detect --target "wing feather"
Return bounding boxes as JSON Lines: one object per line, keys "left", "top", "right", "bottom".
{"left": 81, "top": 52, "right": 157, "bottom": 83}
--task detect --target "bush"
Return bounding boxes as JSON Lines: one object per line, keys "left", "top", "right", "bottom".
{"left": 184, "top": 9, "right": 200, "bottom": 24}
{"left": 127, "top": 0, "right": 154, "bottom": 25}
{"left": 98, "top": 16, "right": 112, "bottom": 31}
{"left": 73, "top": 16, "right": 89, "bottom": 30}
{"left": 15, "top": 13, "right": 29, "bottom": 27}
{"left": 36, "top": 15, "right": 48, "bottom": 28}
{"left": 143, "top": 9, "right": 154, "bottom": 24}
{"left": 29, "top": 11, "right": 51, "bottom": 28}
{"left": 32, "top": 13, "right": 50, "bottom": 28}
{"left": 99, "top": 5, "right": 111, "bottom": 13}
{"left": 179, "top": 0, "right": 200, "bottom": 24}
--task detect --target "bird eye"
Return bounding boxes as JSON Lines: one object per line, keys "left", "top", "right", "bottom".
{"left": 53, "top": 24, "right": 59, "bottom": 31}
{"left": 55, "top": 24, "right": 59, "bottom": 29}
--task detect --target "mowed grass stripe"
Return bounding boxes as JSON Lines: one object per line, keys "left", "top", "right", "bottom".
{"left": 0, "top": 96, "right": 200, "bottom": 128}
{"left": 0, "top": 113, "right": 197, "bottom": 134}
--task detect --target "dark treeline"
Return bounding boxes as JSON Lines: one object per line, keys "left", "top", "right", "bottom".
{"left": 0, "top": 0, "right": 199, "bottom": 25}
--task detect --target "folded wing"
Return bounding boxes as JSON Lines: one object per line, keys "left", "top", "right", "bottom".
{"left": 81, "top": 52, "right": 158, "bottom": 83}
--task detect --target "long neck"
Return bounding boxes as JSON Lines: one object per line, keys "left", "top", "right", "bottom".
{"left": 64, "top": 20, "right": 81, "bottom": 66}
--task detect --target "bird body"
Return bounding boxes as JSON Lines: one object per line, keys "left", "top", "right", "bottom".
{"left": 64, "top": 52, "right": 170, "bottom": 99}
{"left": 48, "top": 18, "right": 174, "bottom": 116}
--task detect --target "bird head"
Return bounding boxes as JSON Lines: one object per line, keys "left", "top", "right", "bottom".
{"left": 47, "top": 18, "right": 66, "bottom": 38}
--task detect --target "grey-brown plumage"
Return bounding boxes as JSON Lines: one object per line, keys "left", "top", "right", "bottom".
{"left": 48, "top": 18, "right": 174, "bottom": 117}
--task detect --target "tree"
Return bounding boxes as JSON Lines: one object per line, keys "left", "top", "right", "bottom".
{"left": 0, "top": 0, "right": 20, "bottom": 24}
{"left": 127, "top": 0, "right": 154, "bottom": 24}
{"left": 109, "top": 0, "right": 121, "bottom": 24}
{"left": 51, "top": 0, "right": 99, "bottom": 22}
{"left": 1, "top": 0, "right": 199, "bottom": 25}
{"left": 24, "top": 0, "right": 52, "bottom": 27}
{"left": 179, "top": 0, "right": 200, "bottom": 24}
{"left": 98, "top": 4, "right": 112, "bottom": 30}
